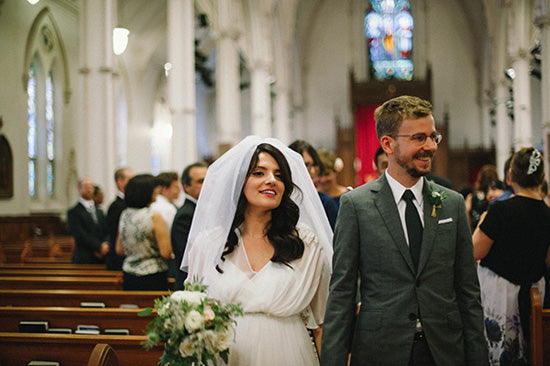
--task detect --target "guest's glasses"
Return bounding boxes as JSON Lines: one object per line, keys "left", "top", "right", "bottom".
{"left": 393, "top": 132, "right": 443, "bottom": 145}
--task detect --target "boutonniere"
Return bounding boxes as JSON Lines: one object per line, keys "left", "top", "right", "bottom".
{"left": 428, "top": 186, "right": 448, "bottom": 217}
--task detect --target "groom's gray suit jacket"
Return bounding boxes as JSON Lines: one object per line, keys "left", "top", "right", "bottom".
{"left": 321, "top": 175, "right": 488, "bottom": 366}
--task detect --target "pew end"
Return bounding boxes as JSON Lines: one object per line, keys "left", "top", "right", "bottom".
{"left": 88, "top": 343, "right": 119, "bottom": 366}
{"left": 530, "top": 286, "right": 550, "bottom": 366}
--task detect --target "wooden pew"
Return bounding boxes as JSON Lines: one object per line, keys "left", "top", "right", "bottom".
{"left": 0, "top": 276, "right": 123, "bottom": 291}
{"left": 0, "top": 268, "right": 123, "bottom": 278}
{"left": 1, "top": 235, "right": 74, "bottom": 263}
{"left": 0, "top": 262, "right": 107, "bottom": 270}
{"left": 0, "top": 289, "right": 169, "bottom": 308}
{"left": 0, "top": 306, "right": 156, "bottom": 335}
{"left": 530, "top": 287, "right": 550, "bottom": 366}
{"left": 0, "top": 332, "right": 163, "bottom": 366}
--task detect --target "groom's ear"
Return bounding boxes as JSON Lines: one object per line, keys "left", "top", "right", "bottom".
{"left": 380, "top": 135, "right": 393, "bottom": 155}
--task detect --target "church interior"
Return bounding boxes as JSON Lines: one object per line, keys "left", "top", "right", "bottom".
{"left": 1, "top": 0, "right": 548, "bottom": 218}
{"left": 1, "top": 1, "right": 550, "bottom": 365}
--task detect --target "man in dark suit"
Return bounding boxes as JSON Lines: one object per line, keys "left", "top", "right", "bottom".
{"left": 67, "top": 177, "right": 109, "bottom": 264}
{"left": 321, "top": 96, "right": 488, "bottom": 366}
{"left": 171, "top": 161, "right": 208, "bottom": 290}
{"left": 105, "top": 168, "right": 134, "bottom": 270}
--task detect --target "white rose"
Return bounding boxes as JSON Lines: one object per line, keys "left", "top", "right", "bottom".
{"left": 179, "top": 335, "right": 196, "bottom": 357}
{"left": 202, "top": 330, "right": 219, "bottom": 353}
{"left": 171, "top": 290, "right": 206, "bottom": 306}
{"left": 185, "top": 310, "right": 204, "bottom": 332}
{"left": 217, "top": 325, "right": 235, "bottom": 351}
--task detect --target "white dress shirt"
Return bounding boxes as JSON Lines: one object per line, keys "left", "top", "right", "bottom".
{"left": 385, "top": 171, "right": 424, "bottom": 246}
{"left": 150, "top": 194, "right": 177, "bottom": 233}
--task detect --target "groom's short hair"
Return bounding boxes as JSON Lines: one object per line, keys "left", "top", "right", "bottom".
{"left": 375, "top": 95, "right": 432, "bottom": 140}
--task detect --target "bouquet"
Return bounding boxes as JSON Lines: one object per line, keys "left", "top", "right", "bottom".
{"left": 139, "top": 281, "right": 243, "bottom": 366}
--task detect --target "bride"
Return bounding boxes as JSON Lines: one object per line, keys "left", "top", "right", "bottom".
{"left": 182, "top": 136, "right": 333, "bottom": 365}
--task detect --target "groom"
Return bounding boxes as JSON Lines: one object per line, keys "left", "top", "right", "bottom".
{"left": 321, "top": 96, "right": 488, "bottom": 365}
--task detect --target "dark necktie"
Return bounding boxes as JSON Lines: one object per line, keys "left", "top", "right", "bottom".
{"left": 88, "top": 205, "right": 98, "bottom": 224}
{"left": 403, "top": 190, "right": 423, "bottom": 269}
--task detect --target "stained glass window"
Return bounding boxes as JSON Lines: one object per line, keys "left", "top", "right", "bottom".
{"left": 46, "top": 71, "right": 54, "bottom": 196}
{"left": 365, "top": 0, "right": 413, "bottom": 80}
{"left": 27, "top": 63, "right": 37, "bottom": 197}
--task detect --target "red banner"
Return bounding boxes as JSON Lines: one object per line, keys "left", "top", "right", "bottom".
{"left": 355, "top": 104, "right": 382, "bottom": 186}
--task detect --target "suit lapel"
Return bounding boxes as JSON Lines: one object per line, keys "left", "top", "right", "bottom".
{"left": 373, "top": 175, "right": 416, "bottom": 275}
{"left": 416, "top": 178, "right": 438, "bottom": 276}
{"left": 78, "top": 202, "right": 100, "bottom": 230}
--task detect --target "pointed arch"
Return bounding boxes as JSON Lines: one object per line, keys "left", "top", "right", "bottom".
{"left": 22, "top": 7, "right": 71, "bottom": 104}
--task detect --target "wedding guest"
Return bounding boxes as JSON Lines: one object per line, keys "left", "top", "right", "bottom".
{"left": 466, "top": 164, "right": 499, "bottom": 230}
{"left": 116, "top": 174, "right": 172, "bottom": 291}
{"left": 105, "top": 167, "right": 135, "bottom": 270}
{"left": 67, "top": 177, "right": 109, "bottom": 264}
{"left": 364, "top": 146, "right": 388, "bottom": 183}
{"left": 473, "top": 147, "right": 550, "bottom": 364}
{"left": 93, "top": 185, "right": 104, "bottom": 208}
{"left": 182, "top": 136, "right": 333, "bottom": 365}
{"left": 171, "top": 161, "right": 208, "bottom": 289}
{"left": 492, "top": 154, "right": 514, "bottom": 204}
{"left": 485, "top": 179, "right": 504, "bottom": 204}
{"left": 318, "top": 149, "right": 349, "bottom": 205}
{"left": 289, "top": 139, "right": 339, "bottom": 229}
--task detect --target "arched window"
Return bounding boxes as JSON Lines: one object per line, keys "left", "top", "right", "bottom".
{"left": 24, "top": 9, "right": 70, "bottom": 206}
{"left": 365, "top": 0, "right": 414, "bottom": 80}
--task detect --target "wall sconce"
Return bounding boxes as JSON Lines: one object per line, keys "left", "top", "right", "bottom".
{"left": 113, "top": 27, "right": 130, "bottom": 55}
{"left": 504, "top": 68, "right": 516, "bottom": 80}
{"left": 27, "top": 0, "right": 40, "bottom": 4}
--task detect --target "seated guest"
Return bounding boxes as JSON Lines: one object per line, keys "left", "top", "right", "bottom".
{"left": 67, "top": 177, "right": 109, "bottom": 264}
{"left": 116, "top": 174, "right": 172, "bottom": 291}
{"left": 473, "top": 147, "right": 550, "bottom": 363}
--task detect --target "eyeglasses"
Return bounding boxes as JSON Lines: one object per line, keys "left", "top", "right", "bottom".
{"left": 393, "top": 132, "right": 443, "bottom": 145}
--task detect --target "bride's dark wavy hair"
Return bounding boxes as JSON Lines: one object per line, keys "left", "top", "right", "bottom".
{"left": 216, "top": 143, "right": 304, "bottom": 273}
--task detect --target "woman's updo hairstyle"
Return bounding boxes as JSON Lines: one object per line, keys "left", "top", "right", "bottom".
{"left": 511, "top": 147, "right": 545, "bottom": 188}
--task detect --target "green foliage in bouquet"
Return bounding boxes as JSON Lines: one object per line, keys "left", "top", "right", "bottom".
{"left": 139, "top": 280, "right": 243, "bottom": 366}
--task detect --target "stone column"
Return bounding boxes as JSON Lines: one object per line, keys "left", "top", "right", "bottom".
{"left": 215, "top": 0, "right": 241, "bottom": 154}
{"left": 508, "top": 0, "right": 533, "bottom": 149}
{"left": 249, "top": 0, "right": 273, "bottom": 138}
{"left": 535, "top": 0, "right": 550, "bottom": 180}
{"left": 273, "top": 88, "right": 290, "bottom": 143}
{"left": 494, "top": 8, "right": 513, "bottom": 174}
{"left": 79, "top": 0, "right": 116, "bottom": 198}
{"left": 250, "top": 62, "right": 272, "bottom": 137}
{"left": 167, "top": 0, "right": 198, "bottom": 170}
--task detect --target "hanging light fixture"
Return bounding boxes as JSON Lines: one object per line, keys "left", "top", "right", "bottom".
{"left": 27, "top": 0, "right": 40, "bottom": 4}
{"left": 113, "top": 27, "right": 130, "bottom": 55}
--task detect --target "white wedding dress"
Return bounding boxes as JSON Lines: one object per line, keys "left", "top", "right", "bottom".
{"left": 187, "top": 225, "right": 330, "bottom": 366}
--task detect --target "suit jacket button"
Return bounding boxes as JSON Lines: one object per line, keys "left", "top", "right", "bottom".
{"left": 415, "top": 279, "right": 420, "bottom": 287}
{"left": 408, "top": 313, "right": 416, "bottom": 321}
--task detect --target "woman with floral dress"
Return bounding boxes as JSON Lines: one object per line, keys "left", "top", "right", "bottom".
{"left": 473, "top": 147, "right": 550, "bottom": 364}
